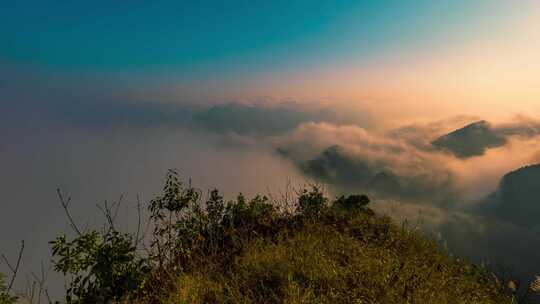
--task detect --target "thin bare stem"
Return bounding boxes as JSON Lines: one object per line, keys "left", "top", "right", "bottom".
{"left": 112, "top": 194, "right": 124, "bottom": 224}
{"left": 56, "top": 188, "right": 82, "bottom": 236}
{"left": 97, "top": 201, "right": 115, "bottom": 233}
{"left": 29, "top": 261, "right": 50, "bottom": 304}
{"left": 1, "top": 240, "right": 24, "bottom": 293}
{"left": 135, "top": 195, "right": 142, "bottom": 246}
{"left": 97, "top": 194, "right": 124, "bottom": 234}
{"left": 44, "top": 289, "right": 53, "bottom": 304}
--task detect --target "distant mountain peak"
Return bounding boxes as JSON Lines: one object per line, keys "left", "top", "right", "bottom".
{"left": 485, "top": 163, "right": 540, "bottom": 228}
{"left": 368, "top": 171, "right": 402, "bottom": 196}
{"left": 431, "top": 120, "right": 506, "bottom": 158}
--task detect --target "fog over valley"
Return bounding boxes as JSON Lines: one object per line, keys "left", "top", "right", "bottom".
{"left": 2, "top": 76, "right": 540, "bottom": 294}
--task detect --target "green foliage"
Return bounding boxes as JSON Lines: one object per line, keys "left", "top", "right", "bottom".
{"left": 0, "top": 274, "right": 17, "bottom": 304}
{"left": 206, "top": 189, "right": 225, "bottom": 230}
{"left": 164, "top": 184, "right": 509, "bottom": 303}
{"left": 224, "top": 194, "right": 277, "bottom": 230}
{"left": 333, "top": 194, "right": 370, "bottom": 211}
{"left": 168, "top": 212, "right": 510, "bottom": 304}
{"left": 296, "top": 185, "right": 328, "bottom": 217}
{"left": 148, "top": 169, "right": 203, "bottom": 261}
{"left": 47, "top": 170, "right": 513, "bottom": 303}
{"left": 50, "top": 230, "right": 149, "bottom": 303}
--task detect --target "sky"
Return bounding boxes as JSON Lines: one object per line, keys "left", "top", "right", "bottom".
{"left": 2, "top": 1, "right": 540, "bottom": 301}
{"left": 2, "top": 0, "right": 540, "bottom": 118}
{"left": 2, "top": 1, "right": 496, "bottom": 70}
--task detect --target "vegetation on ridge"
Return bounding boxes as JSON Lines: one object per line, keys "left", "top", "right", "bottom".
{"left": 2, "top": 170, "right": 530, "bottom": 303}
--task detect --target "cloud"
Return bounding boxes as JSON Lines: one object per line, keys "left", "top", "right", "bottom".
{"left": 273, "top": 122, "right": 460, "bottom": 205}
{"left": 386, "top": 115, "right": 481, "bottom": 151}
{"left": 14, "top": 89, "right": 374, "bottom": 136}
{"left": 430, "top": 117, "right": 540, "bottom": 159}
{"left": 374, "top": 200, "right": 540, "bottom": 281}
{"left": 0, "top": 120, "right": 306, "bottom": 298}
{"left": 432, "top": 120, "right": 507, "bottom": 158}
{"left": 269, "top": 117, "right": 540, "bottom": 284}
{"left": 3, "top": 66, "right": 540, "bottom": 294}
{"left": 192, "top": 102, "right": 373, "bottom": 136}
{"left": 274, "top": 118, "right": 540, "bottom": 205}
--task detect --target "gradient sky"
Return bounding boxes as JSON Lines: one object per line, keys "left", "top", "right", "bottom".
{"left": 1, "top": 1, "right": 540, "bottom": 130}
{"left": 2, "top": 1, "right": 539, "bottom": 121}
{"left": 0, "top": 1, "right": 501, "bottom": 71}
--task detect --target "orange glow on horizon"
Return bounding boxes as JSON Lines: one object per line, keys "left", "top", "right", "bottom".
{"left": 188, "top": 9, "right": 540, "bottom": 123}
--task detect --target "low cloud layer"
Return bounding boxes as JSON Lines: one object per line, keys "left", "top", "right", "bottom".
{"left": 269, "top": 118, "right": 540, "bottom": 281}
{"left": 25, "top": 85, "right": 374, "bottom": 136}
{"left": 430, "top": 118, "right": 540, "bottom": 158}
{"left": 374, "top": 200, "right": 540, "bottom": 280}
{"left": 273, "top": 119, "right": 540, "bottom": 209}
{"left": 2, "top": 72, "right": 540, "bottom": 297}
{"left": 274, "top": 123, "right": 458, "bottom": 205}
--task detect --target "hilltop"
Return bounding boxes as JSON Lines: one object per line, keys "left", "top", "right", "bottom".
{"left": 1, "top": 171, "right": 514, "bottom": 304}
{"left": 432, "top": 120, "right": 506, "bottom": 158}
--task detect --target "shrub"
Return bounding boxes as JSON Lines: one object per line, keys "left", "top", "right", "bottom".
{"left": 333, "top": 194, "right": 370, "bottom": 211}
{"left": 148, "top": 169, "right": 203, "bottom": 262}
{"left": 50, "top": 230, "right": 149, "bottom": 303}
{"left": 47, "top": 170, "right": 513, "bottom": 303}
{"left": 296, "top": 185, "right": 327, "bottom": 217}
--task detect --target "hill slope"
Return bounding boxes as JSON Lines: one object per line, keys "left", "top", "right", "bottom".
{"left": 40, "top": 171, "right": 512, "bottom": 303}
{"left": 166, "top": 210, "right": 509, "bottom": 304}
{"left": 482, "top": 163, "right": 540, "bottom": 229}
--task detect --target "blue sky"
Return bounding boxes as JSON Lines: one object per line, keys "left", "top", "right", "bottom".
{"left": 1, "top": 1, "right": 537, "bottom": 118}
{"left": 0, "top": 1, "right": 510, "bottom": 77}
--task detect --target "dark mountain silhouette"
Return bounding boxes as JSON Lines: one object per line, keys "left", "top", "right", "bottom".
{"left": 482, "top": 164, "right": 540, "bottom": 228}
{"left": 302, "top": 145, "right": 374, "bottom": 190}
{"left": 368, "top": 171, "right": 403, "bottom": 197}
{"left": 300, "top": 145, "right": 456, "bottom": 204}
{"left": 432, "top": 120, "right": 506, "bottom": 158}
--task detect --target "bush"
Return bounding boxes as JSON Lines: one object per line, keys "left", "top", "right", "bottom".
{"left": 168, "top": 219, "right": 510, "bottom": 304}
{"left": 48, "top": 170, "right": 513, "bottom": 303}
{"left": 296, "top": 186, "right": 327, "bottom": 217}
{"left": 50, "top": 230, "right": 149, "bottom": 303}
{"left": 333, "top": 194, "right": 370, "bottom": 211}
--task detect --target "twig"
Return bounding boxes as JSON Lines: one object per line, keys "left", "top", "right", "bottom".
{"left": 28, "top": 279, "right": 36, "bottom": 303}
{"left": 97, "top": 194, "right": 125, "bottom": 234}
{"left": 112, "top": 194, "right": 124, "bottom": 224}
{"left": 56, "top": 189, "right": 82, "bottom": 236}
{"left": 135, "top": 195, "right": 142, "bottom": 246}
{"left": 30, "top": 261, "right": 50, "bottom": 304}
{"left": 44, "top": 289, "right": 53, "bottom": 304}
{"left": 97, "top": 201, "right": 115, "bottom": 233}
{"left": 1, "top": 240, "right": 24, "bottom": 293}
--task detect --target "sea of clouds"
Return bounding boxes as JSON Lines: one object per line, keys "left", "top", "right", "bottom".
{"left": 2, "top": 69, "right": 540, "bottom": 298}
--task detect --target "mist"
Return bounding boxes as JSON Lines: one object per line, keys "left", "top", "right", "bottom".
{"left": 2, "top": 68, "right": 540, "bottom": 298}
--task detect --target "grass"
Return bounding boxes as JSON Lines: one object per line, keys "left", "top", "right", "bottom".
{"left": 164, "top": 204, "right": 510, "bottom": 303}
{"left": 9, "top": 170, "right": 513, "bottom": 303}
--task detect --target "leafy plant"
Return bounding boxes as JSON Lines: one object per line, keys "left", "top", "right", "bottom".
{"left": 50, "top": 229, "right": 149, "bottom": 303}
{"left": 333, "top": 194, "right": 370, "bottom": 211}
{"left": 148, "top": 169, "right": 203, "bottom": 264}
{"left": 296, "top": 185, "right": 327, "bottom": 217}
{"left": 44, "top": 170, "right": 516, "bottom": 303}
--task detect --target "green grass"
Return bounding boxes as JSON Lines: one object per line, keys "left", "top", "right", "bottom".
{"left": 39, "top": 171, "right": 512, "bottom": 303}
{"left": 165, "top": 209, "right": 509, "bottom": 304}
